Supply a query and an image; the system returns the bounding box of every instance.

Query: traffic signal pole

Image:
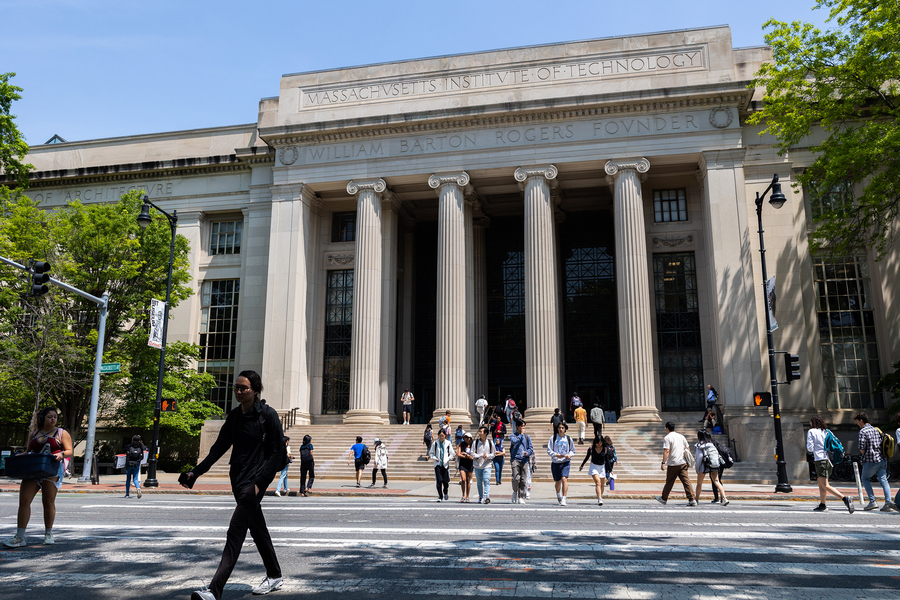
[0,255,109,482]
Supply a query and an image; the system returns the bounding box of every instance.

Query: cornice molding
[347,178,387,195]
[260,90,752,147]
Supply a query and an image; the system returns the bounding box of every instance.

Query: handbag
[682,435,695,468]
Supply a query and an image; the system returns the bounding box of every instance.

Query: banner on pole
[766,276,778,332]
[148,299,166,349]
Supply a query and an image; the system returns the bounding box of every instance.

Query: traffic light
[753,392,772,407]
[161,398,178,412]
[784,353,801,383]
[29,261,51,296]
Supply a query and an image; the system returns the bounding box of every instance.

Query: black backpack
[125,445,144,468]
[714,441,734,469]
[300,445,313,462]
[361,445,371,466]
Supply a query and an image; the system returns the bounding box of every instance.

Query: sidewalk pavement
[0,472,874,502]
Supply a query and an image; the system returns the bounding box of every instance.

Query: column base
[616,405,662,424]
[380,411,396,425]
[430,408,476,428]
[524,406,558,426]
[342,409,384,425]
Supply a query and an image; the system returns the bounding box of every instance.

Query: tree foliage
[749,0,900,259]
[875,361,900,417]
[0,190,220,445]
[0,72,33,189]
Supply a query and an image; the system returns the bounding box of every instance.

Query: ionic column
[515,165,561,423]
[344,178,386,424]
[605,158,661,423]
[380,196,400,424]
[473,205,490,401]
[429,171,473,425]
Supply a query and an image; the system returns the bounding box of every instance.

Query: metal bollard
[852,461,864,505]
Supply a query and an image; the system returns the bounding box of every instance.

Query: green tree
[0,72,32,189]
[748,0,900,259]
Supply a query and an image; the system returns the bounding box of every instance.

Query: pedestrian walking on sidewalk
[370,438,389,488]
[693,430,728,506]
[574,404,587,444]
[590,402,604,439]
[509,420,533,504]
[184,370,284,600]
[275,436,292,497]
[401,388,414,425]
[806,415,854,513]
[548,422,575,506]
[298,434,314,496]
[492,424,506,485]
[457,432,475,502]
[429,428,453,502]
[348,436,368,488]
[473,426,495,503]
[3,407,73,548]
[550,408,565,433]
[476,394,488,426]
[701,384,718,430]
[439,410,452,437]
[423,423,433,455]
[654,422,697,506]
[504,395,517,426]
[123,434,147,499]
[854,412,894,512]
[711,438,732,504]
[579,435,611,506]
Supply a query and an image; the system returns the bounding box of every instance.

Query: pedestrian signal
[784,353,801,383]
[161,398,178,412]
[30,261,51,296]
[753,392,772,407]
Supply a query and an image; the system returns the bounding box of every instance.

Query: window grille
[210,221,242,255]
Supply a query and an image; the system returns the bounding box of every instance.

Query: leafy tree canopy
[0,72,33,189]
[749,0,900,259]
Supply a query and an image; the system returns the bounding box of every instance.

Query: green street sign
[100,362,121,374]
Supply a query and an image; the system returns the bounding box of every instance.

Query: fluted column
[429,171,473,425]
[380,196,400,424]
[606,158,661,423]
[473,209,490,401]
[515,165,562,423]
[344,178,386,424]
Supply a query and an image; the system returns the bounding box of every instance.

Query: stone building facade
[20,26,899,478]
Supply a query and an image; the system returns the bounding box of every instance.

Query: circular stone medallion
[709,107,734,129]
[280,146,299,165]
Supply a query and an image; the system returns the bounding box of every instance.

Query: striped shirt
[858,424,884,463]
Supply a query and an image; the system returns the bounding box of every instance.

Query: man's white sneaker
[136,487,142,499]
[864,500,878,511]
[43,532,54,545]
[191,587,216,600]
[525,492,531,499]
[3,535,25,548]
[251,576,283,595]
[560,498,567,506]
[597,498,603,506]
[274,489,281,497]
[517,497,526,505]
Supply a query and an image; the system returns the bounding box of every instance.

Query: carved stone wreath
[327,254,354,266]
[652,235,693,248]
[280,146,299,165]
[709,107,733,129]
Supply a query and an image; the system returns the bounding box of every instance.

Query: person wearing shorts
[579,435,610,506]
[806,415,854,513]
[547,422,575,506]
[401,389,414,425]
[348,436,367,488]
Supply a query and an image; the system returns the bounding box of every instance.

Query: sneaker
[275,490,282,497]
[484,498,490,505]
[43,531,54,545]
[881,503,895,512]
[813,503,828,512]
[136,488,142,499]
[844,496,855,514]
[864,500,878,511]
[191,587,216,600]
[368,484,375,488]
[560,498,567,506]
[721,498,730,507]
[477,498,483,504]
[511,493,517,504]
[123,495,131,498]
[517,497,526,505]
[654,496,666,505]
[525,492,531,499]
[356,483,360,488]
[688,500,698,507]
[3,535,25,548]
[598,498,603,506]
[710,499,720,504]
[436,498,442,503]
[251,576,283,595]
[383,484,388,488]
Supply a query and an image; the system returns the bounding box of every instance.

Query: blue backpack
[824,430,844,464]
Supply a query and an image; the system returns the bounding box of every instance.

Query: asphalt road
[1,493,899,599]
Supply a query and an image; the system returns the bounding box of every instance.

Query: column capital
[428,171,470,194]
[176,211,206,227]
[514,164,558,183]
[347,178,387,195]
[605,157,650,177]
[269,183,322,208]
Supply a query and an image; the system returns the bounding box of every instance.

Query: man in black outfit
[183,370,284,599]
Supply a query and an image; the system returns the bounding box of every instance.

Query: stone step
[200,422,746,482]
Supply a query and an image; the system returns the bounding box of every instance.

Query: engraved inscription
[301,47,706,108]
[28,181,175,204]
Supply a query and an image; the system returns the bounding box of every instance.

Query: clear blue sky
[3,0,832,145]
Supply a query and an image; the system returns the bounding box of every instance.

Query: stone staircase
[199,421,779,484]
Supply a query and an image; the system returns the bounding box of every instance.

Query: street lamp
[755,174,792,494]
[137,195,177,488]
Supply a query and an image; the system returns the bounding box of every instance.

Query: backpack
[508,399,516,408]
[714,441,734,469]
[256,400,289,471]
[361,445,371,466]
[125,445,144,468]
[512,409,522,423]
[824,430,844,464]
[571,396,582,408]
[876,428,895,459]
[299,445,313,462]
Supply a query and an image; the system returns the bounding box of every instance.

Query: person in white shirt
[806,414,854,513]
[547,422,576,506]
[400,389,414,425]
[475,394,488,426]
[654,422,697,506]
[428,429,453,502]
[472,426,495,503]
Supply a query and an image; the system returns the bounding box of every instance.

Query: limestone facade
[17,26,899,479]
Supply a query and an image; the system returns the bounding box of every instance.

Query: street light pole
[137,195,177,488]
[754,174,793,494]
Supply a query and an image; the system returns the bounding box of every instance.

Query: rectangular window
[809,181,853,222]
[210,220,242,255]
[198,279,240,411]
[322,269,353,413]
[653,189,688,223]
[813,255,883,410]
[653,253,704,411]
[331,212,356,243]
